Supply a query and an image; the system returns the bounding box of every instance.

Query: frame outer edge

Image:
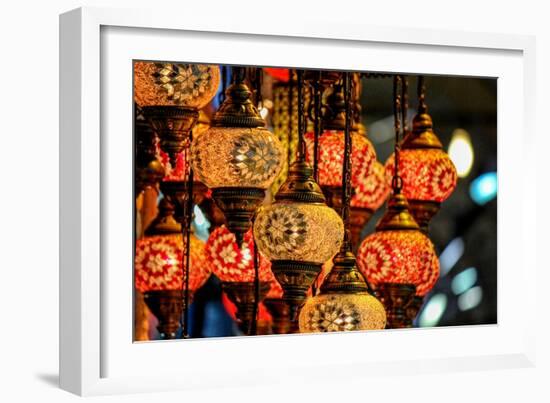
[59,7,83,396]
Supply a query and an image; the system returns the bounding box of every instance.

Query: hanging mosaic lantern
[134,198,210,339]
[205,225,276,333]
[298,72,386,334]
[191,69,285,245]
[254,70,344,328]
[384,76,458,233]
[135,62,220,166]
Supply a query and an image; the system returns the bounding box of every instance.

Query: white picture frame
[59,6,537,396]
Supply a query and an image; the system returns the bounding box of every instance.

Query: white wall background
[0,1,548,402]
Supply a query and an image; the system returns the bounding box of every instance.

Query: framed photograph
[60,6,536,396]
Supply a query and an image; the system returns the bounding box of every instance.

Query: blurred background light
[193,205,211,241]
[259,106,269,119]
[469,172,497,205]
[368,115,394,144]
[418,293,448,327]
[457,286,483,311]
[451,267,478,295]
[448,129,474,178]
[439,237,465,276]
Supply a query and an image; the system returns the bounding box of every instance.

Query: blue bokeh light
[469,172,497,205]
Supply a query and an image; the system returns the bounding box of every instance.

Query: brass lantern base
[160,180,208,222]
[408,200,441,234]
[143,290,182,340]
[222,281,270,335]
[349,206,374,250]
[373,283,417,329]
[263,298,291,335]
[270,260,323,326]
[212,187,265,245]
[142,105,199,166]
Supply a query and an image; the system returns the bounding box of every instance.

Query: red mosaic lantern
[205,226,276,334]
[205,226,274,283]
[135,233,210,293]
[304,130,376,190]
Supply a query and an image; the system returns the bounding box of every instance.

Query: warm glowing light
[418,293,447,327]
[134,62,220,109]
[134,234,210,292]
[299,293,386,332]
[304,130,377,189]
[351,161,390,210]
[205,226,274,283]
[191,127,285,189]
[385,149,458,202]
[357,230,440,297]
[448,129,474,178]
[469,172,497,205]
[254,203,344,264]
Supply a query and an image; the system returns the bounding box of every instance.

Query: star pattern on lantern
[357,230,440,296]
[257,206,307,256]
[231,134,283,183]
[307,297,361,332]
[191,127,285,189]
[134,62,220,109]
[304,130,377,188]
[205,226,275,283]
[135,234,210,293]
[153,63,217,104]
[351,161,391,210]
[385,149,458,202]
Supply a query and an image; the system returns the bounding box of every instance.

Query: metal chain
[312,71,322,181]
[250,223,260,336]
[392,75,404,193]
[287,77,294,170]
[401,75,409,134]
[418,75,428,114]
[341,72,353,251]
[181,129,194,339]
[296,69,306,161]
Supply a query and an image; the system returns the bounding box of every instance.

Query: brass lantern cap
[275,159,326,204]
[376,193,420,231]
[401,112,443,150]
[211,82,266,128]
[320,249,369,294]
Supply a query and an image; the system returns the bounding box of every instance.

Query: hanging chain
[352,73,362,133]
[248,70,263,337]
[341,71,353,252]
[296,69,306,161]
[418,75,427,114]
[392,75,404,194]
[401,75,409,134]
[287,75,295,169]
[313,70,322,181]
[249,226,260,336]
[181,131,194,339]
